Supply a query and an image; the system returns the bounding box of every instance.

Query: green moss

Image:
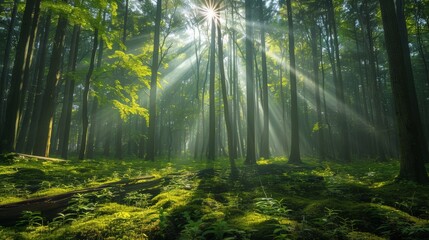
[347,231,386,240]
[152,189,192,210]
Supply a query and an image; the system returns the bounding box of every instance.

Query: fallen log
[16,153,67,162]
[0,175,161,226]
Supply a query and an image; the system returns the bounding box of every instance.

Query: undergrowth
[0,155,428,239]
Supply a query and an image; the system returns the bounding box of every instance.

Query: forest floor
[0,154,429,240]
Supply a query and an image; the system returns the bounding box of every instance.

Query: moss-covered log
[0,175,160,226]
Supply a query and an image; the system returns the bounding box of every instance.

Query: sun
[199,0,221,23]
[204,7,217,20]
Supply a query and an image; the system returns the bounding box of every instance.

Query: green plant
[179,212,204,240]
[65,193,97,217]
[316,208,357,238]
[17,211,44,228]
[272,223,294,240]
[124,191,152,208]
[254,198,291,217]
[202,220,245,240]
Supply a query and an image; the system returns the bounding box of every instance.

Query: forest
[0,0,429,239]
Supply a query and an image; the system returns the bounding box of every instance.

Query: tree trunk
[245,0,256,165]
[146,0,162,161]
[57,24,80,159]
[326,0,351,162]
[0,0,41,153]
[33,4,68,157]
[379,0,428,183]
[217,22,238,176]
[286,0,301,164]
[311,25,325,161]
[24,13,52,154]
[79,29,98,160]
[363,0,386,161]
[207,17,216,161]
[0,0,19,126]
[259,0,270,159]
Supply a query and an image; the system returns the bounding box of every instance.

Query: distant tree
[207,6,216,161]
[379,0,428,183]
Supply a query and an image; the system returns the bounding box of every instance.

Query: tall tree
[245,0,256,165]
[259,0,270,159]
[33,0,68,157]
[24,13,52,154]
[326,0,351,162]
[0,0,19,124]
[207,8,216,161]
[0,0,41,153]
[217,19,238,176]
[146,0,162,161]
[57,24,80,159]
[79,28,99,160]
[286,0,301,164]
[379,0,428,183]
[311,25,325,161]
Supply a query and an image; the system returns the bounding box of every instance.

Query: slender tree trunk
[0,0,19,125]
[0,0,41,153]
[379,0,428,183]
[79,29,98,160]
[245,0,256,165]
[363,0,386,161]
[311,25,325,161]
[25,13,51,154]
[86,28,104,159]
[57,24,80,159]
[146,0,162,161]
[326,0,351,162]
[207,17,216,161]
[217,22,238,176]
[16,11,42,152]
[286,0,301,164]
[33,4,68,157]
[259,0,270,159]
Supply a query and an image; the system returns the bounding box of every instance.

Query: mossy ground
[1,155,429,239]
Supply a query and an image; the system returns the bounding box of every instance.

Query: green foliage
[17,211,44,228]
[254,198,291,217]
[124,192,152,208]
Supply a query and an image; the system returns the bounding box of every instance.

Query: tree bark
[379,0,428,183]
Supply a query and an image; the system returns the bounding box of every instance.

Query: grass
[1,155,429,239]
